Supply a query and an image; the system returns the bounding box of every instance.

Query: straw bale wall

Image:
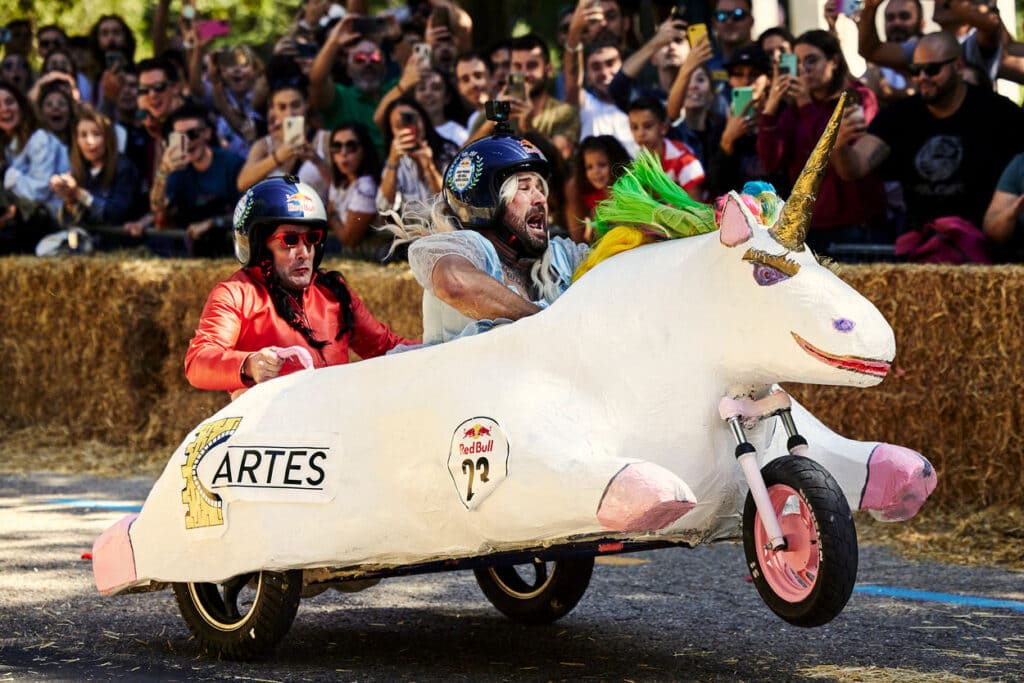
[1,258,1021,509]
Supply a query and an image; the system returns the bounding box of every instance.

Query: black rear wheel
[743,456,857,627]
[172,569,302,660]
[474,557,594,625]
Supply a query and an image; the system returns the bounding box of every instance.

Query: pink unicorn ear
[718,192,753,247]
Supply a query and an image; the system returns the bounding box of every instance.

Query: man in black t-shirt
[833,31,1024,233]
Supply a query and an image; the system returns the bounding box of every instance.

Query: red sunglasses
[351,51,382,65]
[267,230,325,248]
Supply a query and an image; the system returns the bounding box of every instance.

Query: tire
[473,556,594,625]
[172,570,302,660]
[743,456,858,627]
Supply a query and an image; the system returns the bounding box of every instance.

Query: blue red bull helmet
[442,124,550,229]
[232,175,328,268]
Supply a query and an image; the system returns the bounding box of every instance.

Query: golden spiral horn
[772,92,848,251]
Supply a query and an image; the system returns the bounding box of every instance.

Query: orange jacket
[185,269,414,394]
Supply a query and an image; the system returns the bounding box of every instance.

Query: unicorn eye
[752,262,791,286]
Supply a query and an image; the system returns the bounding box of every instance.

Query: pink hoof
[859,444,937,521]
[597,462,696,532]
[92,514,139,595]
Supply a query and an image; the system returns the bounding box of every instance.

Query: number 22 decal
[461,457,489,501]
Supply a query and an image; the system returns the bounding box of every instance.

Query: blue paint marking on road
[855,585,1024,613]
[46,498,143,512]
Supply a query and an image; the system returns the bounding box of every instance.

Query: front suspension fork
[719,390,808,551]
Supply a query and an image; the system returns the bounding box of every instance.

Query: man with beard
[395,103,589,345]
[858,0,924,106]
[858,0,1006,85]
[454,51,492,132]
[310,18,395,158]
[833,32,1024,237]
[469,35,578,157]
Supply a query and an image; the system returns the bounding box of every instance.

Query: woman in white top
[236,76,331,201]
[327,121,381,252]
[0,80,69,253]
[376,98,457,217]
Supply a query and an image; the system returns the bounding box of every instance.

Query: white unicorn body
[92,189,935,595]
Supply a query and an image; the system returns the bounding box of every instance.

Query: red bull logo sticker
[286,191,316,214]
[447,417,508,510]
[519,138,541,156]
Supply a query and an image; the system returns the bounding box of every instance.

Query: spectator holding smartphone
[187,41,267,160]
[151,103,244,257]
[607,15,689,112]
[703,43,772,197]
[238,75,332,202]
[758,29,887,259]
[376,98,455,215]
[310,17,396,159]
[563,2,637,157]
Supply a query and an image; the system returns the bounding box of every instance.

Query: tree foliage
[1,0,301,61]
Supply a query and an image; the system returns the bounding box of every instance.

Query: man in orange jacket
[185,175,415,397]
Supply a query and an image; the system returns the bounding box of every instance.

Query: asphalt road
[0,472,1022,682]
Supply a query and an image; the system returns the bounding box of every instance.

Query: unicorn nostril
[833,318,855,333]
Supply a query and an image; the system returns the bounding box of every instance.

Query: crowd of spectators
[3,0,1024,263]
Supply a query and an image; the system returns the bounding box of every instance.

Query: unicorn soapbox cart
[91,103,936,660]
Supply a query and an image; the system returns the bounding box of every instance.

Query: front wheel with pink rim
[742,456,858,627]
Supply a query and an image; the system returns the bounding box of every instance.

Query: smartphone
[197,19,231,42]
[399,111,417,128]
[836,0,863,18]
[731,86,753,116]
[779,52,797,76]
[350,16,385,36]
[105,50,126,71]
[168,131,188,155]
[431,5,450,29]
[506,71,526,101]
[687,23,708,47]
[284,115,304,145]
[413,42,432,66]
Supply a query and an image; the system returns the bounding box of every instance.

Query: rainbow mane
[573,150,782,281]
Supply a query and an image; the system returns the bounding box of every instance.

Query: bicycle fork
[718,390,808,551]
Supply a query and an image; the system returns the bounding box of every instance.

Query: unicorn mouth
[792,332,890,378]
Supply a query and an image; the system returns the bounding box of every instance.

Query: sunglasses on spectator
[138,81,170,96]
[351,51,382,65]
[885,11,914,21]
[267,230,325,248]
[39,39,64,49]
[907,57,955,77]
[175,126,205,141]
[715,8,749,22]
[331,139,361,153]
